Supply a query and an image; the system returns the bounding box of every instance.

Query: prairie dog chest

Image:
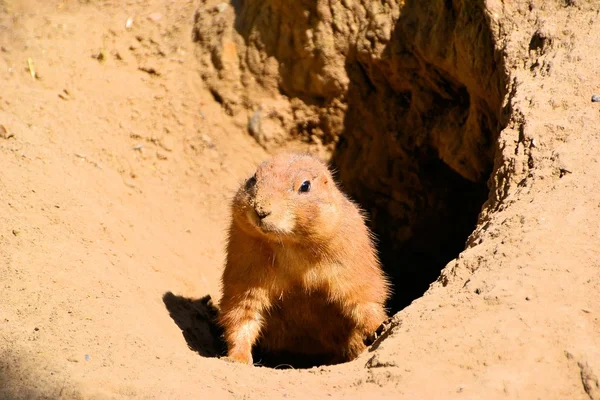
[270,246,334,296]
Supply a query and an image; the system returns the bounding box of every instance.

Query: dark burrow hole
[329,1,509,314]
[332,140,491,314]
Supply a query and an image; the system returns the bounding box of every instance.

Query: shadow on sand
[162,292,226,358]
[162,291,352,369]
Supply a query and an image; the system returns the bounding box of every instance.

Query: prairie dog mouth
[245,209,273,232]
[246,209,295,235]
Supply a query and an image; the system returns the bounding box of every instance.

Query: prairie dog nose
[255,207,271,220]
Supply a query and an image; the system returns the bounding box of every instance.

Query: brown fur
[218,152,391,366]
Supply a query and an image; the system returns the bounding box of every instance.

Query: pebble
[201,134,214,148]
[592,94,600,102]
[0,124,14,139]
[147,12,162,22]
[248,109,261,137]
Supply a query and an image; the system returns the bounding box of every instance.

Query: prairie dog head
[232,153,342,244]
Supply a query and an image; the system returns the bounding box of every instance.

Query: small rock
[84,354,91,362]
[592,94,600,102]
[248,108,262,138]
[201,134,215,148]
[365,354,398,368]
[156,151,167,160]
[559,168,572,178]
[147,12,162,22]
[125,17,134,29]
[0,124,14,139]
[91,50,106,62]
[215,2,228,12]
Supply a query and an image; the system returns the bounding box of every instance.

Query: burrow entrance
[331,1,509,313]
[191,0,510,368]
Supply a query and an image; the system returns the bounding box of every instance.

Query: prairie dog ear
[320,173,329,185]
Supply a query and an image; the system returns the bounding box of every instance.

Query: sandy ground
[1,0,600,399]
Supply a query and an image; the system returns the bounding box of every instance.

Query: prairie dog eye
[299,180,311,193]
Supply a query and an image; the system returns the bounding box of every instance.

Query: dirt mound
[1,0,600,399]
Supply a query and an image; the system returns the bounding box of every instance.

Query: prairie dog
[218,152,390,366]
